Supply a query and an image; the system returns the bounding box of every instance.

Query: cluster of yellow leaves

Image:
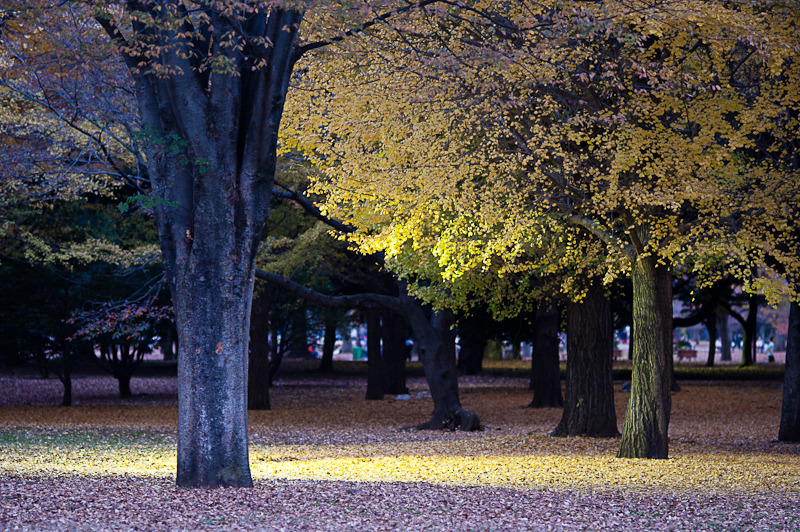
[282,0,800,310]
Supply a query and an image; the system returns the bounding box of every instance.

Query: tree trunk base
[415,409,481,431]
[528,395,565,408]
[550,423,619,438]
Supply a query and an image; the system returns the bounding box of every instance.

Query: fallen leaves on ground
[1,371,798,530]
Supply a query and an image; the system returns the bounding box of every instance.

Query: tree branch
[565,215,635,259]
[255,270,406,315]
[293,0,442,61]
[272,181,355,233]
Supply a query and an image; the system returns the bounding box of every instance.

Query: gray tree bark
[99,7,304,487]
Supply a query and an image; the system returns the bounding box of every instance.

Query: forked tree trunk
[401,292,479,430]
[779,301,800,441]
[248,288,271,410]
[108,6,303,487]
[529,303,564,408]
[737,293,759,367]
[552,284,617,437]
[366,308,384,400]
[617,256,673,459]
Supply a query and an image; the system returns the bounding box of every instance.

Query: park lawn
[1,374,798,530]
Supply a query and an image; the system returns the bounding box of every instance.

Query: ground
[0,362,798,531]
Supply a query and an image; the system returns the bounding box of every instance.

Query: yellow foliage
[282,0,800,309]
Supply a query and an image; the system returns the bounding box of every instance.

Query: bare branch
[255,269,405,314]
[294,0,442,60]
[272,181,355,233]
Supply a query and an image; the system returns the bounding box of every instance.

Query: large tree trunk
[248,288,271,410]
[117,6,302,488]
[552,284,617,437]
[171,234,256,488]
[400,291,479,430]
[529,303,564,408]
[617,256,673,459]
[382,310,409,395]
[366,308,384,400]
[779,301,800,441]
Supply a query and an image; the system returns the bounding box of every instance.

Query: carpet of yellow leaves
[0,375,797,497]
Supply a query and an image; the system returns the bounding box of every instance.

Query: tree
[2,0,454,488]
[284,1,800,459]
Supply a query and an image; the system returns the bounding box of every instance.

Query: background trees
[285,1,800,458]
[1,0,797,488]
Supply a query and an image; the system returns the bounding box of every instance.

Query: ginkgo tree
[0,0,459,488]
[284,0,800,458]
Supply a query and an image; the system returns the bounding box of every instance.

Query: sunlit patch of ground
[1,374,799,530]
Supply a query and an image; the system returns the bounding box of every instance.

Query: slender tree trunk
[529,303,564,408]
[552,284,617,437]
[628,324,635,361]
[319,315,337,373]
[719,313,731,362]
[382,310,409,395]
[779,301,800,441]
[617,256,672,459]
[705,316,717,367]
[268,324,282,386]
[248,288,271,410]
[366,308,384,400]
[400,291,479,430]
[457,327,486,375]
[59,343,73,407]
[289,306,309,358]
[740,294,758,367]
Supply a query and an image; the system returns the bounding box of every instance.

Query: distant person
[766,337,775,363]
